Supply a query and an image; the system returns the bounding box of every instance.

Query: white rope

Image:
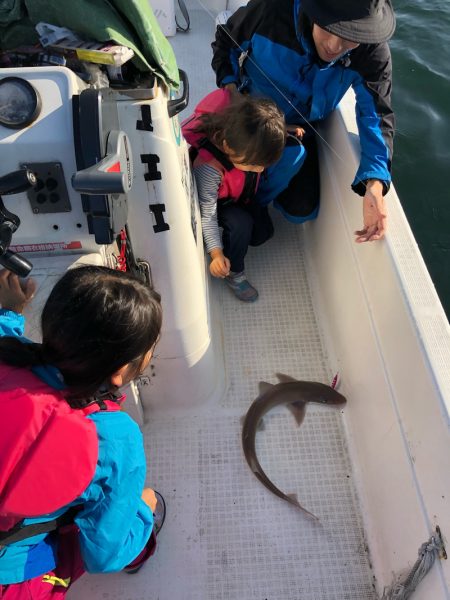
[382,527,447,600]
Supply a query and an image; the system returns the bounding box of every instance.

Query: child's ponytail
[0,338,45,368]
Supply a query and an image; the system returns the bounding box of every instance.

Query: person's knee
[274,200,319,224]
[274,190,320,218]
[255,144,306,207]
[273,154,320,219]
[247,205,273,246]
[221,206,254,243]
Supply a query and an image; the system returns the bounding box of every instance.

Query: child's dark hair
[0,266,162,404]
[196,94,286,166]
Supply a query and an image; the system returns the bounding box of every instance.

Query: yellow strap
[42,574,71,588]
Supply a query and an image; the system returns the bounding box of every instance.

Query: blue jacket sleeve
[211,0,263,88]
[0,308,25,338]
[350,42,395,195]
[74,411,154,573]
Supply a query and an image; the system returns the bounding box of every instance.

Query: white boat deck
[63,9,378,598]
[67,218,376,600]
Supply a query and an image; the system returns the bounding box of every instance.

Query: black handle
[0,169,36,276]
[0,169,36,195]
[167,70,189,118]
[0,250,33,278]
[0,222,15,254]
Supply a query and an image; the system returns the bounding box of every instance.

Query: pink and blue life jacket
[181,88,260,204]
[0,363,121,540]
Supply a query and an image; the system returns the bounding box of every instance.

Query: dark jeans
[217,202,274,273]
[274,133,320,219]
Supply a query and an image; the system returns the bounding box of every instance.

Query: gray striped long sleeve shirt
[193,163,223,253]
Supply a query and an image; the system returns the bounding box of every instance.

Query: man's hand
[0,270,36,314]
[209,248,231,278]
[355,179,387,243]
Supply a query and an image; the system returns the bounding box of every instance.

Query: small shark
[241,373,347,520]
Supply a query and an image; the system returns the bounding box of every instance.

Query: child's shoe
[152,491,166,535]
[225,271,258,302]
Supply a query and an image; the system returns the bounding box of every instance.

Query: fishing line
[189,0,373,194]
[172,1,391,571]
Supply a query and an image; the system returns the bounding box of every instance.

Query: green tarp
[0,0,180,88]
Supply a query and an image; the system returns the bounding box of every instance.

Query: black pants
[275,133,320,219]
[217,202,274,273]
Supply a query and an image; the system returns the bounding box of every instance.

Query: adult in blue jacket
[212,0,396,242]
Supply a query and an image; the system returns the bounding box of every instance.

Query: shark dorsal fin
[276,373,298,384]
[258,381,274,395]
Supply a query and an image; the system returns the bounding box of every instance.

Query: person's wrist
[209,248,224,259]
[365,179,385,194]
[2,304,25,314]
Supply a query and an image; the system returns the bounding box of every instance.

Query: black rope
[176,0,190,32]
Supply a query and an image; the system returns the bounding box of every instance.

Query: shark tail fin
[287,494,320,521]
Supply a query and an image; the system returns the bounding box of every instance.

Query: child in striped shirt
[182,90,286,302]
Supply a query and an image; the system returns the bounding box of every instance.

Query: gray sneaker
[153,491,166,536]
[225,271,258,302]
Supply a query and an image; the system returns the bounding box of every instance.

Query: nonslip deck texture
[67,8,377,599]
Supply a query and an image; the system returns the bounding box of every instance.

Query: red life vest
[181,89,260,204]
[0,363,122,534]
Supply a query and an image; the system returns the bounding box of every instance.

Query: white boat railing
[304,89,450,598]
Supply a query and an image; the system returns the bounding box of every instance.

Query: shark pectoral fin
[275,373,298,383]
[287,401,306,426]
[258,381,274,395]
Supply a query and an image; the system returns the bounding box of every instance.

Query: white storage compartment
[149,0,177,37]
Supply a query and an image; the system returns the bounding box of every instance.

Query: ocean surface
[390,0,450,318]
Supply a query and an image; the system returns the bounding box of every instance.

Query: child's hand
[141,487,158,513]
[0,269,36,314]
[287,125,305,139]
[209,249,230,278]
[223,82,240,97]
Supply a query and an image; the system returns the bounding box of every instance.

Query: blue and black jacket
[212,0,395,196]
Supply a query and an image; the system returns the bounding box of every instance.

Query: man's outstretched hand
[355,179,387,243]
